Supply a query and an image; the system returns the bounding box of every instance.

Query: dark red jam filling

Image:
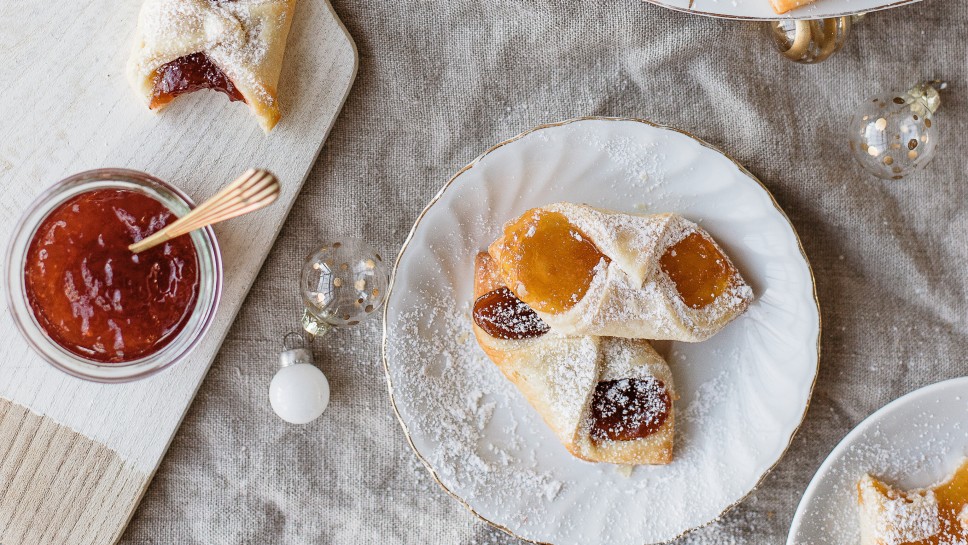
[24,188,200,363]
[590,377,671,442]
[473,287,549,340]
[150,52,245,109]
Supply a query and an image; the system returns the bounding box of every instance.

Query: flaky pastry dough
[473,253,676,465]
[489,203,753,342]
[127,0,297,132]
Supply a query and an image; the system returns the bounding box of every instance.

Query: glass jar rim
[5,168,223,383]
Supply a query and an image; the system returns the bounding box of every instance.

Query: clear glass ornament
[848,81,946,180]
[299,238,389,337]
[767,16,859,64]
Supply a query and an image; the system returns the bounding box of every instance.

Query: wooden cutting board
[0,2,356,543]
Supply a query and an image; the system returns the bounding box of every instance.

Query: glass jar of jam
[5,169,222,383]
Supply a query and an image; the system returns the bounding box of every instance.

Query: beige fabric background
[120,0,967,543]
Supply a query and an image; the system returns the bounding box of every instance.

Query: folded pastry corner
[488,203,752,342]
[858,460,968,545]
[127,0,297,132]
[472,252,676,465]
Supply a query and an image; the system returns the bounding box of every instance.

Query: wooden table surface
[0,2,357,543]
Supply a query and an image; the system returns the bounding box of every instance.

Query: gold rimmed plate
[787,377,968,545]
[382,117,820,544]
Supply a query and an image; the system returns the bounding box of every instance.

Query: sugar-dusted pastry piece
[769,0,818,14]
[472,253,676,465]
[857,459,968,545]
[127,0,297,132]
[488,203,753,342]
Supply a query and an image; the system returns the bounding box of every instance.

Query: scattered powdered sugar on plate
[579,133,672,205]
[789,379,968,545]
[582,134,665,182]
[386,276,763,538]
[384,118,819,545]
[680,364,733,424]
[387,292,566,506]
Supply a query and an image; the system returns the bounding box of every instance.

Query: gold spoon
[129,168,280,254]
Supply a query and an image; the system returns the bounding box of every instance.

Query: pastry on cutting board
[857,459,968,545]
[488,203,753,342]
[472,252,676,465]
[126,0,297,132]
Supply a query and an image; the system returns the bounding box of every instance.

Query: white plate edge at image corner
[786,376,968,545]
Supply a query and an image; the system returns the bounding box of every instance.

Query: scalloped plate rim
[383,116,821,545]
[786,376,968,545]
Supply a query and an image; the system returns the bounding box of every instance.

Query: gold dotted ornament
[848,81,945,180]
[300,239,389,336]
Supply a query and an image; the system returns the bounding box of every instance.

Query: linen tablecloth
[119,0,967,542]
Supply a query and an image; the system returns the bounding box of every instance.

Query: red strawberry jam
[24,188,199,363]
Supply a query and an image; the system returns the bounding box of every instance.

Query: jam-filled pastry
[769,0,818,14]
[126,0,297,132]
[858,460,968,545]
[473,253,676,465]
[488,203,753,342]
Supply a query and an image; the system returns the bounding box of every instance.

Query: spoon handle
[129,169,280,254]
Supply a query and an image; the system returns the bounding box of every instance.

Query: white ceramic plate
[787,377,968,545]
[645,0,920,21]
[383,118,820,545]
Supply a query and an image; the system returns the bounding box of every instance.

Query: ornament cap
[279,347,313,368]
[280,330,315,367]
[908,81,947,115]
[301,308,334,338]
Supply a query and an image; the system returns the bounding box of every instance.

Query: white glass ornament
[269,239,387,424]
[300,239,389,337]
[269,333,330,424]
[848,81,946,180]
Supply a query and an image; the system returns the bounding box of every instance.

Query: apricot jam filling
[590,377,671,442]
[496,210,609,314]
[150,53,245,109]
[889,460,968,545]
[659,232,737,309]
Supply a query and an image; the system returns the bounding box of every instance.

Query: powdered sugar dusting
[388,294,565,505]
[531,204,754,342]
[791,385,968,545]
[133,0,288,104]
[589,377,669,441]
[581,133,669,203]
[386,276,764,542]
[385,118,819,544]
[859,476,941,545]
